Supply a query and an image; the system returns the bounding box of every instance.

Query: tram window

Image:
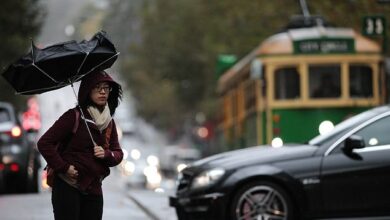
[223,96,231,126]
[244,80,256,112]
[349,65,373,98]
[231,90,238,121]
[274,67,300,100]
[309,65,341,98]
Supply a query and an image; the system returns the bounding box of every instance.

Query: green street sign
[216,54,237,78]
[362,15,386,36]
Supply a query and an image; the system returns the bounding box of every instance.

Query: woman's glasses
[93,85,112,93]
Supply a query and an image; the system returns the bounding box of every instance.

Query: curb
[128,193,160,220]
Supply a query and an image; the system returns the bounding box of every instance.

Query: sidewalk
[102,171,152,220]
[110,168,178,220]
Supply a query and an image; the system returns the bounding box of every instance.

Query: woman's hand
[66,165,78,183]
[94,145,105,159]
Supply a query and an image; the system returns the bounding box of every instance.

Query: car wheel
[230,181,294,220]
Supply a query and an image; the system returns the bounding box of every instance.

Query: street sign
[362,15,386,36]
[216,54,237,78]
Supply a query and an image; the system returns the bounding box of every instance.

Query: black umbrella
[2,31,118,95]
[1,31,119,146]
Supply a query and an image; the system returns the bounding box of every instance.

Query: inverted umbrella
[1,31,119,145]
[2,31,118,95]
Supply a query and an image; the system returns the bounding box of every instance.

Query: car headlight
[191,168,225,189]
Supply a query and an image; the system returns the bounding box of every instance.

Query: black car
[0,102,40,193]
[170,105,390,220]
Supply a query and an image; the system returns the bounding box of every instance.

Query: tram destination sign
[293,38,355,54]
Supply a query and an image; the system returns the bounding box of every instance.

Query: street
[0,170,177,220]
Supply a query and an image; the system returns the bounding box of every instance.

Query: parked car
[160,145,201,177]
[170,105,390,219]
[0,102,40,193]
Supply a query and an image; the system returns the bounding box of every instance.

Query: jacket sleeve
[103,120,123,167]
[37,109,75,173]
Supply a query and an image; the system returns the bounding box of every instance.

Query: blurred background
[3,0,390,157]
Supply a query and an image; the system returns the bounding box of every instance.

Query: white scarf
[87,104,112,131]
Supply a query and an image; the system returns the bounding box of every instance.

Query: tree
[0,0,45,108]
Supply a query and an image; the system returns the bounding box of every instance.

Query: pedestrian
[37,70,124,220]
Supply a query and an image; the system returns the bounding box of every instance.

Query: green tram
[216,24,385,151]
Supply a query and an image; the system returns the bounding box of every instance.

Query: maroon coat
[38,109,123,195]
[38,71,123,195]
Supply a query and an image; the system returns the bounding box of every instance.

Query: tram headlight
[271,137,283,148]
[369,138,378,146]
[319,120,334,135]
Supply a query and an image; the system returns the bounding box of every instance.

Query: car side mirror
[343,135,365,153]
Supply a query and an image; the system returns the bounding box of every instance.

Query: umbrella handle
[78,106,97,147]
[70,82,97,147]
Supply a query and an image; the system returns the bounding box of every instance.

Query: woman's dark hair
[107,82,122,115]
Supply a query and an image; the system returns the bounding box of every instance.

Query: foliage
[0,0,45,109]
[309,0,390,52]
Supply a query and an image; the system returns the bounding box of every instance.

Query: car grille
[177,170,193,193]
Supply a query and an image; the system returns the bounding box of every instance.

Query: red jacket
[38,108,123,195]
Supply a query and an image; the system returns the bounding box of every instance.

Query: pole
[299,0,311,18]
[70,82,97,147]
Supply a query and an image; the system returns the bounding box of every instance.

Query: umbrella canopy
[2,31,119,95]
[2,31,119,146]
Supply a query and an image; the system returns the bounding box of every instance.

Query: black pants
[52,176,103,220]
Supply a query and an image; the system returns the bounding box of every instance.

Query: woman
[38,70,124,220]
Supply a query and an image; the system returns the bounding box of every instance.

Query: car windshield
[0,108,11,123]
[308,106,389,146]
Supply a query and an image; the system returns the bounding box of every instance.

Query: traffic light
[22,97,41,131]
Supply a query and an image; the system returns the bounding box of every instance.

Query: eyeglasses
[93,85,112,93]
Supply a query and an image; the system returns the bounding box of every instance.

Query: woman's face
[90,82,111,107]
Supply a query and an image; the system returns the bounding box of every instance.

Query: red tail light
[0,164,4,171]
[10,163,20,172]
